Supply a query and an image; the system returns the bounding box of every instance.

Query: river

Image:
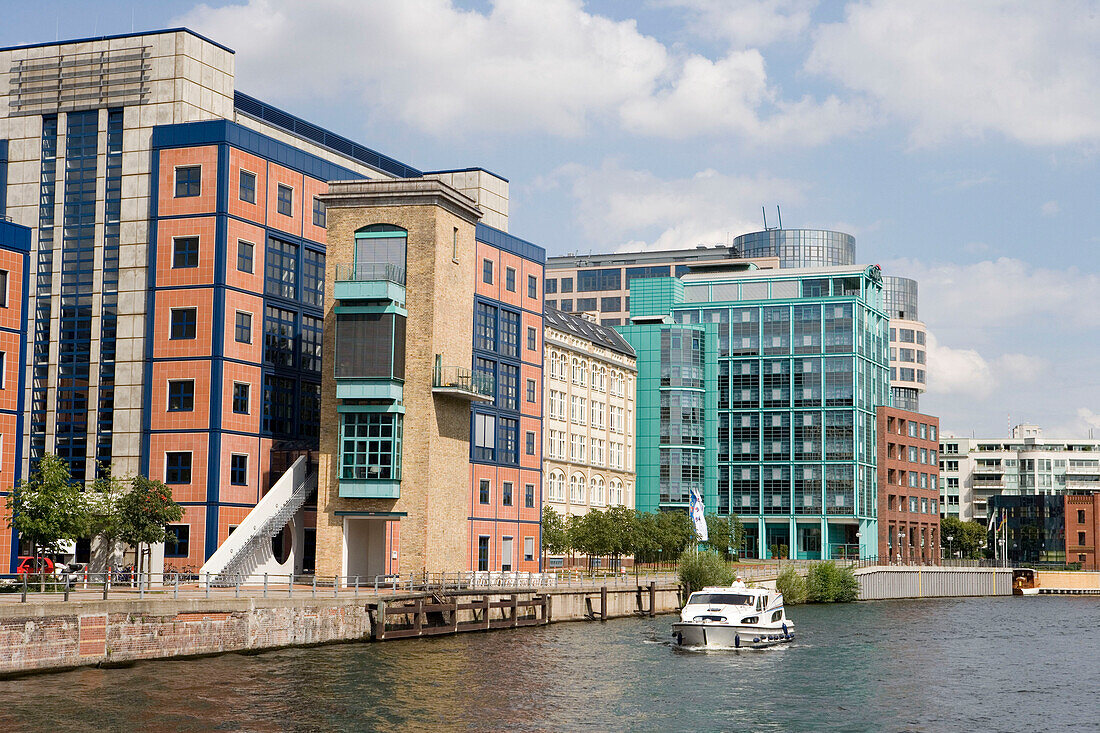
[1,596,1097,732]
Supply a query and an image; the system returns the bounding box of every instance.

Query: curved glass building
[733,229,855,268]
[882,276,926,411]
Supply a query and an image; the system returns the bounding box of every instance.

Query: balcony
[334,262,406,302]
[972,479,1005,488]
[432,365,494,402]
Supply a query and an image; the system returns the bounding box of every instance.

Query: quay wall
[1035,571,1100,592]
[0,583,682,677]
[855,567,1012,600]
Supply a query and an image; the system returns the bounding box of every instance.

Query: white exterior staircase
[199,455,316,586]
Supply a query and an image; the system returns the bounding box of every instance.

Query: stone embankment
[0,581,682,677]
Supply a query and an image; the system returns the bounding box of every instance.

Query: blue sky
[4,0,1099,438]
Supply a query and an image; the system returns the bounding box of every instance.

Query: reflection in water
[0,596,1097,732]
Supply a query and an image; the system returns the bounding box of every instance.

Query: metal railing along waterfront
[334,262,406,285]
[0,569,680,605]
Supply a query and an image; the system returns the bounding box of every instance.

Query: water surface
[1,596,1096,732]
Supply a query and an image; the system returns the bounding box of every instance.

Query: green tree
[541,505,569,565]
[656,510,694,561]
[117,475,183,579]
[632,512,661,565]
[678,549,735,595]
[703,514,732,559]
[941,516,987,559]
[776,566,807,604]
[805,561,859,602]
[87,465,127,570]
[6,455,88,577]
[605,505,637,569]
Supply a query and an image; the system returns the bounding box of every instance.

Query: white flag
[690,488,708,542]
[987,510,996,533]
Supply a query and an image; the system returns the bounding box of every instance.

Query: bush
[805,561,859,603]
[775,567,807,604]
[779,544,789,559]
[769,544,779,559]
[678,550,735,595]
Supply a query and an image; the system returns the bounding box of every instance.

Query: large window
[301,314,323,373]
[264,306,297,367]
[474,413,495,461]
[165,452,192,484]
[265,238,298,300]
[577,268,621,291]
[302,249,325,307]
[500,310,519,358]
[475,302,497,351]
[167,380,194,412]
[263,375,296,437]
[354,225,407,275]
[170,308,197,340]
[175,166,200,197]
[341,412,402,480]
[172,237,199,268]
[334,312,406,379]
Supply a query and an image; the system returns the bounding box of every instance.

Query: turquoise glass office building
[619,264,890,560]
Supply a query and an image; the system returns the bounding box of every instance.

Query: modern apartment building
[940,424,1100,522]
[0,219,30,568]
[0,28,513,572]
[618,263,890,560]
[543,307,637,522]
[882,276,927,411]
[545,246,778,326]
[876,407,940,563]
[314,178,544,579]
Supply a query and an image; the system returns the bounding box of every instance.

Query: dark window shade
[335,312,406,379]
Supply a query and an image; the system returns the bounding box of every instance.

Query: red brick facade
[1065,494,1100,570]
[877,407,940,564]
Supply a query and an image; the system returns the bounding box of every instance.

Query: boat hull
[671,621,794,649]
[1013,587,1039,596]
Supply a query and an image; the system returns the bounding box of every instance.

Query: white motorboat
[671,582,794,649]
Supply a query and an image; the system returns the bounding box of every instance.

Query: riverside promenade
[0,572,682,677]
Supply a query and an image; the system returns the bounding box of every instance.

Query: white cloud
[886,257,1100,330]
[1041,200,1060,217]
[654,0,817,48]
[806,1,1100,146]
[555,159,805,250]
[925,334,1044,400]
[179,0,862,143]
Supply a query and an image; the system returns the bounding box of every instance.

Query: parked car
[16,556,55,575]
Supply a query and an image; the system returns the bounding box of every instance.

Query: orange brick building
[877,406,940,563]
[0,219,30,567]
[1065,493,1100,570]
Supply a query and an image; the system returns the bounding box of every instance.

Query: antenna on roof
[761,206,768,230]
[777,205,782,229]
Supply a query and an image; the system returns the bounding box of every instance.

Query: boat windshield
[688,593,754,606]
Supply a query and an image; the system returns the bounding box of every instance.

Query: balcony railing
[335,262,406,285]
[432,365,494,401]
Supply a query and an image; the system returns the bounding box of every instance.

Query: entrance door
[501,536,513,571]
[344,519,387,580]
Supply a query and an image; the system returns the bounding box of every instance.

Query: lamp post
[855,530,862,563]
[946,534,953,563]
[898,531,906,565]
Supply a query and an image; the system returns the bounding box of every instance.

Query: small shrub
[678,550,735,596]
[805,561,859,603]
[769,544,779,559]
[776,567,807,604]
[779,544,789,559]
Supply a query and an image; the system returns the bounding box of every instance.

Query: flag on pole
[690,488,708,542]
[987,510,996,533]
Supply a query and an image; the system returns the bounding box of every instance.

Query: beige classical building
[543,308,637,524]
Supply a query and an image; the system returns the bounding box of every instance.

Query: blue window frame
[478,535,489,570]
[239,170,256,204]
[235,311,252,343]
[170,308,197,340]
[172,237,199,268]
[498,363,519,410]
[500,310,519,358]
[525,483,535,508]
[312,196,326,227]
[263,375,296,437]
[277,183,293,216]
[165,452,192,484]
[474,413,495,462]
[167,380,194,412]
[264,305,296,367]
[506,267,516,292]
[165,525,190,557]
[479,479,490,505]
[475,302,497,351]
[482,259,493,284]
[302,249,325,307]
[232,382,250,414]
[175,166,201,197]
[265,238,298,300]
[526,431,535,455]
[301,314,323,372]
[528,274,537,299]
[498,417,518,465]
[237,240,254,273]
[527,326,536,351]
[230,454,248,486]
[503,481,513,506]
[526,378,536,403]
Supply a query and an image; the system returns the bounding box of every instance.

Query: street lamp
[897,531,906,565]
[855,530,862,563]
[946,534,953,563]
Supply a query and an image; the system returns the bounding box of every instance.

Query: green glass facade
[619,266,889,559]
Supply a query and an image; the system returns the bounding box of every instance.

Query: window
[525,483,535,509]
[265,238,298,299]
[560,277,573,293]
[264,306,297,367]
[232,382,250,414]
[474,413,496,461]
[1079,510,1087,524]
[475,302,497,351]
[601,297,621,312]
[452,227,459,261]
[172,237,199,268]
[1079,531,1087,546]
[239,170,256,203]
[165,452,192,484]
[341,412,403,480]
[527,327,537,351]
[277,184,293,216]
[570,474,585,503]
[526,431,536,455]
[230,454,248,486]
[506,267,516,292]
[167,380,194,412]
[170,308,197,340]
[577,298,597,311]
[478,536,490,571]
[500,311,519,358]
[312,197,326,227]
[524,536,535,562]
[0,270,7,307]
[302,249,325,307]
[165,525,190,557]
[300,314,323,373]
[526,378,536,403]
[175,165,200,197]
[528,274,537,299]
[480,479,490,505]
[503,481,513,506]
[483,259,494,284]
[237,240,254,273]
[560,299,573,312]
[235,311,252,343]
[0,352,4,388]
[545,278,557,294]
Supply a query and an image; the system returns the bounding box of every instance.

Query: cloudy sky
[4,1,1099,438]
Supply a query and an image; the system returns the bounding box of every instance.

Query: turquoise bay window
[339,411,403,498]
